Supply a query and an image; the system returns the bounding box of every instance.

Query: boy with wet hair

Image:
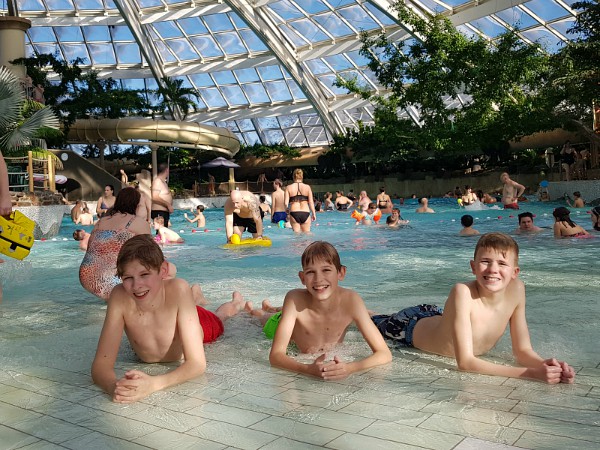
[515,212,542,233]
[372,232,575,384]
[459,214,479,236]
[184,204,206,227]
[92,235,246,403]
[266,241,392,380]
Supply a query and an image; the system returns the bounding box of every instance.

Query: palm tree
[0,66,61,167]
[155,77,199,120]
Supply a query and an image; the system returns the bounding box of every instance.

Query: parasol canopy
[201,157,240,191]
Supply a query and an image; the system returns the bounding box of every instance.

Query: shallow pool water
[1,197,598,449]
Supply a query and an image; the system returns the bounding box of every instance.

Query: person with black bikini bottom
[284,168,316,233]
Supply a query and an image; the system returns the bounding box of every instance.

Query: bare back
[272,188,286,213]
[413,279,524,357]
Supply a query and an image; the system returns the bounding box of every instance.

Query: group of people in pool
[91,233,575,403]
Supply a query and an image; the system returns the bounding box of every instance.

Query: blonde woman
[284,168,316,233]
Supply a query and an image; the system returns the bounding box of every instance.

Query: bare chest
[291,313,351,353]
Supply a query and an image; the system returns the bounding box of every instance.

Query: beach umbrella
[201,157,240,191]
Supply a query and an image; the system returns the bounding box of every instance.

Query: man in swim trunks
[151,163,174,225]
[92,235,248,403]
[372,232,575,384]
[500,172,525,210]
[224,189,263,243]
[271,179,287,224]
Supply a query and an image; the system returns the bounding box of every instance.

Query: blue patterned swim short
[371,304,443,347]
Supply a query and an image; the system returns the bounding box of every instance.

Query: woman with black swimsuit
[284,168,316,233]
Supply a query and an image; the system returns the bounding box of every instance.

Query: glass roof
[3,0,582,147]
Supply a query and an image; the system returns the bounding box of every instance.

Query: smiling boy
[268,241,392,380]
[372,232,575,383]
[91,235,245,403]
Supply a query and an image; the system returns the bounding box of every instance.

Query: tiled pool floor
[1,305,598,450]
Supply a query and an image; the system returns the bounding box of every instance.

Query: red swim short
[503,203,519,210]
[196,306,224,343]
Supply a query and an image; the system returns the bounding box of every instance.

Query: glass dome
[2,0,581,146]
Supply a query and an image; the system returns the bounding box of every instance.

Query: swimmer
[515,212,542,234]
[376,187,393,213]
[153,215,184,244]
[224,190,263,243]
[591,206,600,231]
[92,235,247,403]
[355,202,380,225]
[284,168,316,234]
[334,191,353,211]
[259,194,271,219]
[357,191,371,211]
[96,184,116,218]
[566,191,585,208]
[372,233,575,384]
[416,197,434,213]
[461,186,478,206]
[500,172,525,210]
[271,179,288,224]
[75,206,94,226]
[73,229,91,251]
[323,192,335,211]
[552,207,589,238]
[264,241,391,380]
[386,208,409,227]
[184,204,206,228]
[459,214,479,236]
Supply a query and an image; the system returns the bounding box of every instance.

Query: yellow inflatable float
[224,235,272,249]
[0,210,35,260]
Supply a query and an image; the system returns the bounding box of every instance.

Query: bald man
[224,190,263,243]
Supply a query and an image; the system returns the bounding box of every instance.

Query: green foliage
[236,143,301,159]
[156,77,199,120]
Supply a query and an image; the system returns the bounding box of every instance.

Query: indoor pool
[0,198,598,449]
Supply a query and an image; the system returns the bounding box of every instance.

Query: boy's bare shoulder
[164,277,192,300]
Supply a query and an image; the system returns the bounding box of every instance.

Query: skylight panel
[242,82,270,103]
[230,13,249,30]
[213,71,236,85]
[239,30,268,52]
[179,18,209,36]
[548,18,577,38]
[189,73,215,88]
[19,0,46,11]
[520,27,563,51]
[285,128,307,146]
[289,19,330,43]
[258,117,281,130]
[83,26,111,42]
[346,50,370,67]
[258,66,284,82]
[78,0,105,10]
[323,54,353,71]
[524,0,569,22]
[221,86,249,106]
[338,6,379,31]
[135,0,163,8]
[301,0,329,15]
[165,39,199,61]
[114,43,141,64]
[61,44,89,62]
[468,16,508,38]
[121,79,146,90]
[28,27,56,43]
[242,131,260,145]
[234,68,260,83]
[264,80,292,102]
[204,14,235,33]
[154,41,177,63]
[279,115,301,128]
[313,13,353,38]
[45,0,75,11]
[88,44,116,65]
[264,129,285,144]
[317,74,348,95]
[214,32,247,56]
[30,44,60,57]
[237,120,254,132]
[153,22,183,39]
[190,36,223,58]
[413,0,450,14]
[55,27,84,42]
[201,88,227,108]
[305,59,333,75]
[306,126,328,145]
[277,24,309,47]
[111,26,135,41]
[268,1,305,21]
[495,6,538,29]
[288,82,306,101]
[363,3,396,26]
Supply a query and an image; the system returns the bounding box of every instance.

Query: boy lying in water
[92,234,246,403]
[248,241,391,380]
[372,232,575,384]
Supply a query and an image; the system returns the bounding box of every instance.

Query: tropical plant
[155,77,200,120]
[236,143,301,159]
[0,66,61,166]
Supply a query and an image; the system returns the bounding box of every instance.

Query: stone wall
[10,190,69,239]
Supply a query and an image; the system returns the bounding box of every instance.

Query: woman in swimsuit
[284,168,316,233]
[335,191,353,211]
[358,191,371,211]
[376,187,393,214]
[552,207,589,238]
[323,192,335,211]
[96,184,116,218]
[80,187,151,300]
[591,206,600,231]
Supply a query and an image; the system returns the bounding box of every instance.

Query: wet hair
[386,215,394,224]
[82,206,90,213]
[392,207,400,213]
[368,202,377,210]
[379,186,385,193]
[553,207,577,227]
[157,163,169,175]
[301,241,343,271]
[109,187,140,216]
[518,212,534,223]
[273,179,283,188]
[573,191,581,198]
[196,204,205,212]
[460,214,474,227]
[72,229,85,241]
[293,168,303,181]
[117,235,165,277]
[474,232,519,264]
[259,195,266,203]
